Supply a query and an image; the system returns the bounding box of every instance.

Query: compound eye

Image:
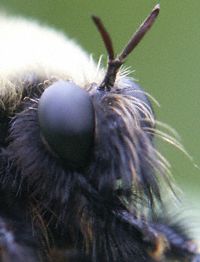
[122,79,155,133]
[123,79,152,110]
[38,80,95,169]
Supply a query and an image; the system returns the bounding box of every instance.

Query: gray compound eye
[119,79,152,112]
[121,79,155,134]
[38,80,95,169]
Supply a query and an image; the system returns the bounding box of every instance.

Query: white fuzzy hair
[0,14,105,89]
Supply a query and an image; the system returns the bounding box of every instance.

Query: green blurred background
[1,0,199,232]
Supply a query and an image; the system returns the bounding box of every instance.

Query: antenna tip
[91,15,99,24]
[153,3,160,12]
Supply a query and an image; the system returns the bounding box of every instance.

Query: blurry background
[1,0,200,235]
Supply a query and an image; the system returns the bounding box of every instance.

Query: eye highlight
[38,80,95,169]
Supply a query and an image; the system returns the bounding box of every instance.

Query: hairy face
[0,76,164,221]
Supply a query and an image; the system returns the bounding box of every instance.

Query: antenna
[92,4,160,91]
